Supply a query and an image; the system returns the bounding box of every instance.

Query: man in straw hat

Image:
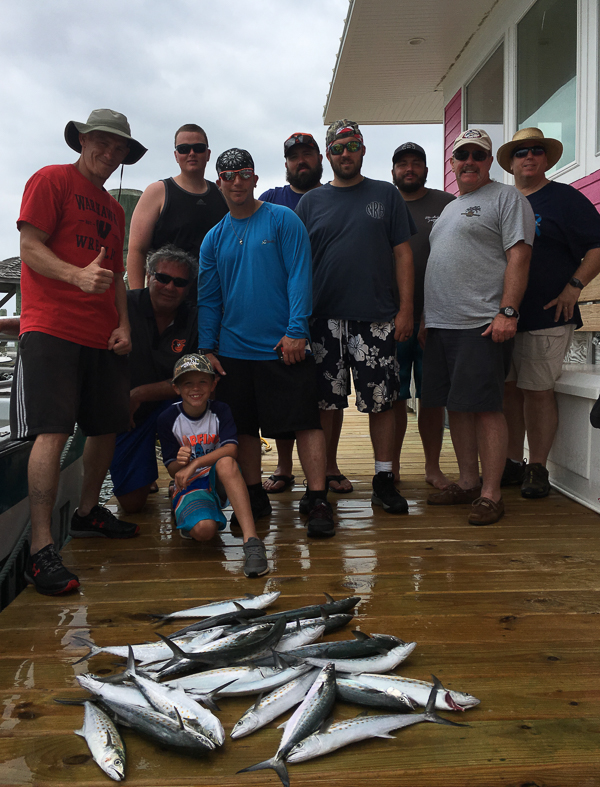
[423,129,535,525]
[11,109,147,596]
[497,128,600,499]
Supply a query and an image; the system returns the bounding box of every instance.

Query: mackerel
[149,589,280,621]
[238,662,337,787]
[76,673,151,709]
[177,659,314,697]
[347,673,481,711]
[75,701,126,781]
[231,669,319,739]
[304,642,417,673]
[336,676,415,712]
[287,630,402,660]
[287,676,466,764]
[252,594,359,626]
[168,605,266,637]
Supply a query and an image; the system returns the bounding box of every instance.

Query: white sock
[375,461,392,474]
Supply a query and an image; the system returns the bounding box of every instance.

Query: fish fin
[320,609,330,620]
[251,693,264,711]
[233,601,245,610]
[276,720,287,729]
[295,618,301,631]
[173,706,185,731]
[126,645,137,676]
[105,728,114,747]
[74,728,85,738]
[375,732,396,739]
[237,755,289,786]
[319,715,335,732]
[323,593,335,604]
[355,710,370,718]
[424,675,469,727]
[54,698,90,705]
[351,630,370,641]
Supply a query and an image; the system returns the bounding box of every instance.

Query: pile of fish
[65,588,480,784]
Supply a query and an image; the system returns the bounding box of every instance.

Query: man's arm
[393,241,414,342]
[128,380,175,428]
[126,182,165,289]
[107,272,132,355]
[544,247,600,322]
[19,222,113,293]
[482,240,531,343]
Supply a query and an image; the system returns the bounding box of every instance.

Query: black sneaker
[243,537,269,577]
[521,463,550,499]
[371,471,409,514]
[298,491,310,515]
[306,499,336,538]
[501,458,526,487]
[24,544,80,595]
[70,505,140,539]
[230,486,272,528]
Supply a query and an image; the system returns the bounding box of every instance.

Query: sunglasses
[175,143,207,155]
[153,272,190,288]
[328,140,362,155]
[512,146,546,158]
[218,168,254,181]
[453,148,489,162]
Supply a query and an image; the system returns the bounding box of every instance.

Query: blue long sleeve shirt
[198,202,312,360]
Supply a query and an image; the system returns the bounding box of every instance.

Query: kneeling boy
[157,354,269,577]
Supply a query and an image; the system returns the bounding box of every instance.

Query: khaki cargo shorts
[506,325,575,391]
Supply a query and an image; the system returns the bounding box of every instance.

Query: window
[517,0,577,173]
[466,44,504,181]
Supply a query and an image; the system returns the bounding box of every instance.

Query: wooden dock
[1,404,599,786]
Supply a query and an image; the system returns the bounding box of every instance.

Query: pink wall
[572,168,600,210]
[444,90,462,195]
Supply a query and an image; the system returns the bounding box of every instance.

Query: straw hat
[497,128,563,173]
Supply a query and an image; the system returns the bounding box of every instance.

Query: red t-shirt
[18,164,126,349]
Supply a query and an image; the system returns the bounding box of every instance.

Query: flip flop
[263,474,295,493]
[326,474,354,493]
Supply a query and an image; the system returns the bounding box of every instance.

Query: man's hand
[108,325,131,355]
[274,336,306,365]
[482,314,517,343]
[206,352,225,376]
[75,248,114,294]
[394,311,413,342]
[544,283,580,322]
[417,318,427,350]
[128,389,142,430]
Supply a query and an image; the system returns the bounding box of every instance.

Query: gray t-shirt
[296,177,416,322]
[404,188,456,321]
[424,181,535,329]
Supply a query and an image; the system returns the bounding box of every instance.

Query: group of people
[11,107,600,598]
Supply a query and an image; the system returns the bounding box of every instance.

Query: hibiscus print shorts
[309,318,399,413]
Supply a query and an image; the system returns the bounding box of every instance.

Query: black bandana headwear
[216,148,254,175]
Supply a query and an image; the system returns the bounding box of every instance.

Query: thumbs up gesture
[76,247,114,294]
[176,434,193,466]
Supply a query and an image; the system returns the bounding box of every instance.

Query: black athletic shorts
[214,355,322,439]
[421,326,513,413]
[10,332,130,438]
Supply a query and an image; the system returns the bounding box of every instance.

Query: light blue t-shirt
[198,202,312,360]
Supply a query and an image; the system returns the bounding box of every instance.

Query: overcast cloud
[0,0,443,275]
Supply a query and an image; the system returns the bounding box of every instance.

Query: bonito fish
[149,590,280,621]
[75,701,126,781]
[304,642,417,674]
[238,662,337,787]
[287,676,466,764]
[345,673,481,711]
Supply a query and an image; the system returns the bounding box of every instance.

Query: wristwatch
[569,277,584,290]
[499,306,519,320]
[199,348,216,355]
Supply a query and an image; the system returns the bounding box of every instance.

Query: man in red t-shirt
[10,109,147,596]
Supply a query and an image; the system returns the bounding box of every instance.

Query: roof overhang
[324,0,502,125]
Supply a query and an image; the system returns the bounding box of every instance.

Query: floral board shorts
[309,317,399,413]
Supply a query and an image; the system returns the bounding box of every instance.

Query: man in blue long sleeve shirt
[198,149,334,538]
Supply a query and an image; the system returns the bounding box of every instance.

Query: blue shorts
[110,402,171,498]
[173,466,227,533]
[396,323,423,400]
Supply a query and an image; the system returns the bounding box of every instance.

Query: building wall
[572,169,600,210]
[444,90,461,195]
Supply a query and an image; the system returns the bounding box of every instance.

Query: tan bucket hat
[64,108,147,165]
[497,128,563,173]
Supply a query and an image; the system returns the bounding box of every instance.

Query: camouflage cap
[325,119,363,148]
[172,353,215,383]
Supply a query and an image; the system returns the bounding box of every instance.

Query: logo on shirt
[171,339,186,353]
[534,213,542,237]
[262,239,276,244]
[366,201,385,219]
[96,220,112,239]
[461,205,481,218]
[425,214,441,225]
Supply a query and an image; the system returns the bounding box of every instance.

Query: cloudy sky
[0,0,443,275]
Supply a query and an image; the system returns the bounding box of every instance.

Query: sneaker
[306,499,336,538]
[179,528,193,540]
[24,544,80,595]
[371,472,409,514]
[230,486,272,528]
[521,463,550,499]
[468,496,505,526]
[243,537,269,577]
[70,505,140,539]
[501,458,526,487]
[427,483,481,506]
[298,490,310,515]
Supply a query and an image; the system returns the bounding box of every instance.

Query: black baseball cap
[392,143,427,165]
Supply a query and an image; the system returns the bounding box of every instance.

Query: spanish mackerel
[336,676,415,712]
[231,669,319,739]
[288,630,403,659]
[287,676,466,764]
[76,673,151,709]
[304,642,417,673]
[248,594,359,626]
[167,605,266,637]
[238,662,337,787]
[168,659,313,696]
[75,701,126,781]
[149,590,280,621]
[345,673,481,711]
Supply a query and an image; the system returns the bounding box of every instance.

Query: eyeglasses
[175,143,207,155]
[153,272,190,288]
[218,168,254,181]
[453,148,489,162]
[328,140,362,156]
[512,146,546,159]
[284,133,317,152]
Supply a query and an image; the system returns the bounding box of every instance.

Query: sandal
[326,474,354,493]
[263,474,295,493]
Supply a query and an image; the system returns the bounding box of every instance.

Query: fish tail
[72,635,102,663]
[425,675,469,727]
[237,754,289,787]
